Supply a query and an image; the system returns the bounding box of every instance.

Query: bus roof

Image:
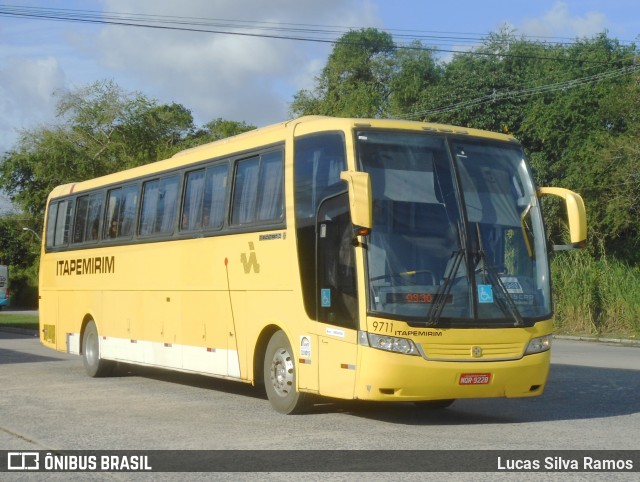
[47,116,518,199]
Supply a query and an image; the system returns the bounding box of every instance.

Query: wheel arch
[79,313,97,354]
[252,323,287,386]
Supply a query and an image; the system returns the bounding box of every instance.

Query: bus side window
[232,156,259,224]
[182,164,228,231]
[231,150,283,226]
[73,196,89,244]
[203,164,228,229]
[139,176,178,236]
[46,200,74,249]
[73,193,103,243]
[106,185,138,239]
[52,199,74,247]
[85,194,103,241]
[182,169,205,231]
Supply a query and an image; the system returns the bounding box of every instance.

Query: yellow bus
[39,116,586,414]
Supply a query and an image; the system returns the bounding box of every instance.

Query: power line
[2,3,638,120]
[396,64,640,120]
[0,4,635,65]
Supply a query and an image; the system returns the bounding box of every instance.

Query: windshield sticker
[321,288,331,307]
[500,276,523,293]
[478,284,494,303]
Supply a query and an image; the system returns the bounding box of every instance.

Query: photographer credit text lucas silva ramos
[498,455,634,471]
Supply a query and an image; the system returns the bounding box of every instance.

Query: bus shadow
[0,347,64,364]
[110,362,640,424]
[339,364,640,425]
[115,363,267,401]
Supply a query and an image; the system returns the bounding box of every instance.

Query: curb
[554,334,640,347]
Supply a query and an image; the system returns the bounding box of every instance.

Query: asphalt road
[0,331,638,480]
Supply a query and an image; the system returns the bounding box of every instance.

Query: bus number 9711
[371,321,393,333]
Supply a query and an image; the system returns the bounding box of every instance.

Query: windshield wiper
[426,248,464,326]
[474,249,525,327]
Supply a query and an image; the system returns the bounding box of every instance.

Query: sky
[0,0,639,167]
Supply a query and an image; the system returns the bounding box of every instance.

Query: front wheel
[263,330,312,414]
[82,320,114,377]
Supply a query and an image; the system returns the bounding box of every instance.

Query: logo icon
[240,242,260,274]
[477,284,494,303]
[8,452,40,471]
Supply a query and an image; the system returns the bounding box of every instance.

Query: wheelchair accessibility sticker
[321,289,331,307]
[478,284,494,303]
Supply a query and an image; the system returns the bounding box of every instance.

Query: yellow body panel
[39,116,561,404]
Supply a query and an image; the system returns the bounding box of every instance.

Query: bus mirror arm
[537,187,587,250]
[350,226,370,248]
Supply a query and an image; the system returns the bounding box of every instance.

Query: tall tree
[386,41,441,116]
[291,28,396,118]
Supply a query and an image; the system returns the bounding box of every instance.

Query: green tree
[291,28,396,117]
[182,118,256,149]
[0,214,41,307]
[386,41,441,116]
[0,80,196,218]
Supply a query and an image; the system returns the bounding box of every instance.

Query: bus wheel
[264,330,311,414]
[82,320,113,377]
[414,399,455,410]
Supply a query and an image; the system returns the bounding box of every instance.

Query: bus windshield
[357,130,549,327]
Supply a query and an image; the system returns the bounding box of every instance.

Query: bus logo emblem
[472,346,483,358]
[240,242,260,274]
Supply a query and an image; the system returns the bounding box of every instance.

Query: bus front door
[316,192,358,399]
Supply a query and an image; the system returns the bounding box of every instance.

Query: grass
[0,313,39,331]
[551,251,640,339]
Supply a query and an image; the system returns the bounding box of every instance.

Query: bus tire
[264,330,312,414]
[82,320,113,377]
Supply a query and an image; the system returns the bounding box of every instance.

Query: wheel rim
[269,346,294,398]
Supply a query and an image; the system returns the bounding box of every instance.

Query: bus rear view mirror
[538,187,587,250]
[340,171,372,230]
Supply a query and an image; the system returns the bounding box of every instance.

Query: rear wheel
[264,330,312,414]
[82,320,113,377]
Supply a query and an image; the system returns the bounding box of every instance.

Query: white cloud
[521,1,608,39]
[0,0,380,153]
[0,57,66,153]
[95,0,380,126]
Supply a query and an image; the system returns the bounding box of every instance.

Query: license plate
[459,373,491,385]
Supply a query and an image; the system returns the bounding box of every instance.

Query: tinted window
[73,193,103,243]
[46,200,74,248]
[105,185,139,239]
[181,164,228,231]
[139,176,179,236]
[231,150,283,225]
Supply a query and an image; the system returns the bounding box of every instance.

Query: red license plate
[459,373,491,385]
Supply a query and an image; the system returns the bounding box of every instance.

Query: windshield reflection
[357,131,549,326]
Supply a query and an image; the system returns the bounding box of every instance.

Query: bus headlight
[360,332,420,356]
[525,335,552,355]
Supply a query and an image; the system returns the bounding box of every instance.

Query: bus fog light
[367,333,420,355]
[525,335,552,355]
